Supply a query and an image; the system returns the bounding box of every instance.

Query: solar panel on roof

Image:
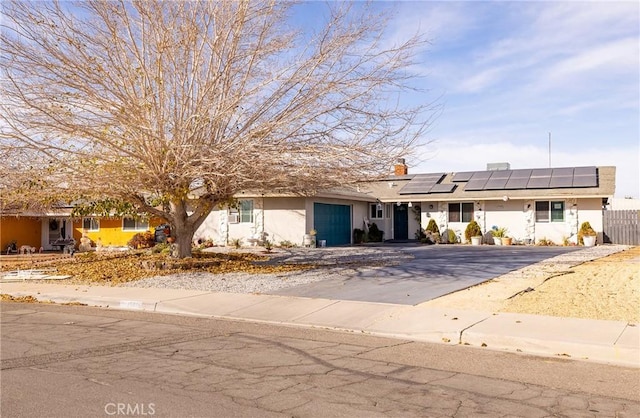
[527,177,551,188]
[550,176,573,188]
[398,185,435,194]
[430,183,456,193]
[510,169,531,178]
[572,175,598,187]
[452,172,474,182]
[574,166,596,176]
[504,177,529,189]
[465,179,488,191]
[552,167,574,177]
[470,171,491,180]
[489,170,512,179]
[484,178,508,190]
[531,168,552,177]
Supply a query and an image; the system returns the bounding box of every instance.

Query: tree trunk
[172,226,194,258]
[169,202,197,258]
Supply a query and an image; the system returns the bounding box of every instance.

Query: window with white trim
[448,202,474,223]
[535,201,564,222]
[82,217,99,231]
[122,218,149,231]
[370,203,383,219]
[239,200,254,223]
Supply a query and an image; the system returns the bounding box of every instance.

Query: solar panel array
[398,173,454,195]
[452,166,598,191]
[396,166,598,195]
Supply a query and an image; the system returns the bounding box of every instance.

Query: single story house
[1,162,615,251]
[0,207,164,252]
[194,162,615,247]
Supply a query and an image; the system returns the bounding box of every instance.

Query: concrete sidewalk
[1,281,638,368]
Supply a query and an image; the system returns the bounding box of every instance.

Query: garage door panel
[313,203,351,246]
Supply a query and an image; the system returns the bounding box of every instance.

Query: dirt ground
[424,246,640,324]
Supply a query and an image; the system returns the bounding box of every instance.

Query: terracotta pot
[501,237,512,245]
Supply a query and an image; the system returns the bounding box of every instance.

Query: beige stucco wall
[415,197,605,245]
[265,197,306,245]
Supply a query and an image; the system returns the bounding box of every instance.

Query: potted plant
[490,226,508,245]
[465,220,483,245]
[578,222,596,247]
[501,235,513,246]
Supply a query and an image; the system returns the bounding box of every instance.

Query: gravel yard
[122,246,413,293]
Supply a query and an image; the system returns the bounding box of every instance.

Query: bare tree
[1,0,434,257]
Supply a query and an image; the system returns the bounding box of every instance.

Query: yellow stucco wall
[72,217,165,247]
[0,216,42,249]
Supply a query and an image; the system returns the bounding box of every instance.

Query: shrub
[278,240,296,248]
[426,219,440,235]
[151,242,170,253]
[536,237,555,246]
[577,221,596,245]
[464,220,482,242]
[353,228,365,244]
[367,223,384,242]
[228,238,242,249]
[444,229,458,244]
[490,226,508,238]
[127,231,155,249]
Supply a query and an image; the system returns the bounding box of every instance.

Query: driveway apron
[271,245,582,305]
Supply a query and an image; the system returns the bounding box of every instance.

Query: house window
[535,201,565,222]
[82,218,99,231]
[370,203,383,219]
[122,218,149,231]
[239,200,253,223]
[448,202,474,222]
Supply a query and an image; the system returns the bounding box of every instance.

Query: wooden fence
[603,210,640,245]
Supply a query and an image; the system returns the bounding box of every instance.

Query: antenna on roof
[548,132,551,168]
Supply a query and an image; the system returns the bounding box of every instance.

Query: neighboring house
[0,207,164,252]
[195,162,615,247]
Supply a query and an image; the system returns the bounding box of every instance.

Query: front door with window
[393,204,409,240]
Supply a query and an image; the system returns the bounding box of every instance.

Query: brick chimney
[394,158,408,176]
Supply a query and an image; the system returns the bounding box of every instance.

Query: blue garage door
[313,203,351,246]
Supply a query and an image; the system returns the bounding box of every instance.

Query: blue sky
[300,1,639,197]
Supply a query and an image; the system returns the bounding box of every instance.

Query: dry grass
[0,250,311,286]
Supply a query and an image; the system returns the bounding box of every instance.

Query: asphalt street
[273,245,582,304]
[2,302,638,418]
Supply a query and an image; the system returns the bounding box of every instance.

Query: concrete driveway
[271,245,582,305]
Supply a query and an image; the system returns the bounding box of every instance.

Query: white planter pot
[493,236,502,246]
[471,236,482,246]
[583,235,596,247]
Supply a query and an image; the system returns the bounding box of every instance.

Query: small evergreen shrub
[445,229,458,244]
[426,219,440,235]
[577,221,596,245]
[464,220,482,242]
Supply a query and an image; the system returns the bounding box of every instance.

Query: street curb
[1,285,638,368]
